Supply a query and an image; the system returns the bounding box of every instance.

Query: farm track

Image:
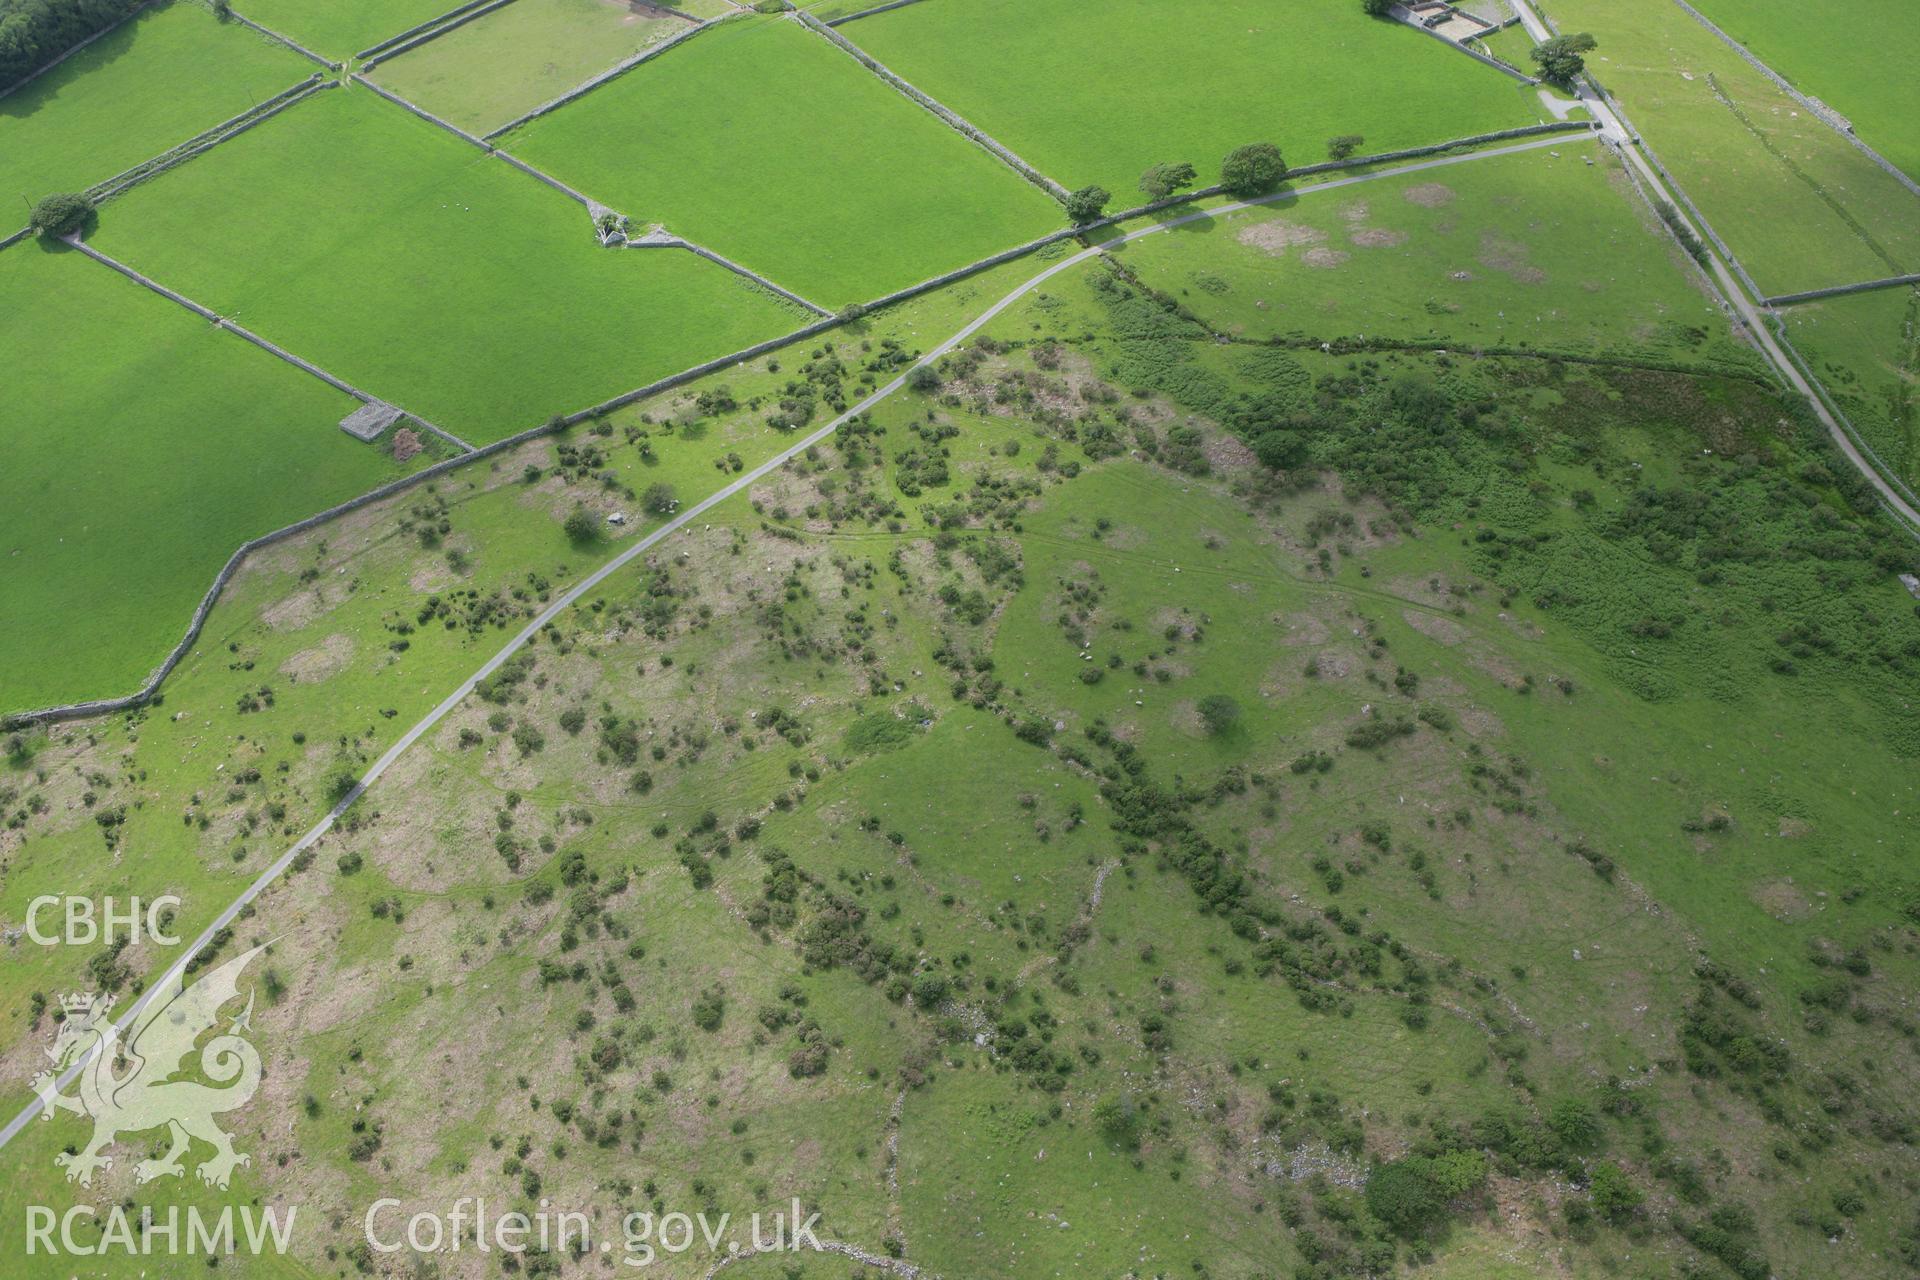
[0,134,1595,1152]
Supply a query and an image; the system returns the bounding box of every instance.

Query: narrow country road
[0,128,1818,1151]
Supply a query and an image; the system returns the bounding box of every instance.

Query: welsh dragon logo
[32,943,267,1190]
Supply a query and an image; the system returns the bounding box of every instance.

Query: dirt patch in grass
[1308,647,1358,679]
[1204,431,1257,472]
[1302,247,1350,269]
[1462,643,1528,691]
[1237,219,1326,255]
[1259,660,1304,699]
[1478,233,1546,284]
[261,579,349,632]
[1403,182,1455,208]
[1750,879,1813,922]
[1349,227,1409,248]
[279,633,353,684]
[1273,611,1330,645]
[1403,609,1469,646]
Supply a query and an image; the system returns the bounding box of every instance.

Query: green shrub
[1221,143,1286,197]
[29,191,94,239]
[1064,185,1111,223]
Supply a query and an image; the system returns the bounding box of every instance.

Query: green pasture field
[0,0,310,209]
[801,0,881,18]
[504,16,1065,307]
[1687,0,1920,183]
[90,86,808,442]
[0,243,407,715]
[370,0,694,134]
[1111,142,1762,373]
[1546,0,1920,296]
[1778,286,1920,485]
[846,0,1543,199]
[1470,19,1534,73]
[241,0,454,58]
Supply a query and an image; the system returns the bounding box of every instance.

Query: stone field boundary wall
[356,0,507,61]
[358,0,526,72]
[796,11,1069,202]
[3,122,1592,727]
[826,0,934,27]
[480,11,730,141]
[90,75,328,204]
[226,4,340,70]
[1666,0,1920,201]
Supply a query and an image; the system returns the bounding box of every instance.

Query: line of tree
[0,0,149,91]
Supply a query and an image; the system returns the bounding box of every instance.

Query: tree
[1197,694,1242,735]
[563,506,599,543]
[1531,32,1596,86]
[1361,0,1395,14]
[642,482,678,515]
[29,192,93,239]
[0,0,147,88]
[1327,134,1366,161]
[1365,1159,1446,1234]
[1589,1162,1643,1222]
[1138,161,1197,201]
[906,363,942,393]
[1252,428,1310,472]
[1220,143,1286,197]
[1064,185,1111,223]
[1547,1096,1601,1151]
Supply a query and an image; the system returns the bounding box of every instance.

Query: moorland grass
[1686,0,1920,183]
[1547,0,1920,296]
[370,0,692,134]
[240,0,454,58]
[1778,286,1920,485]
[6,280,1920,1277]
[0,242,403,714]
[0,1,311,208]
[847,0,1544,199]
[1112,144,1761,372]
[91,86,808,442]
[503,16,1066,307]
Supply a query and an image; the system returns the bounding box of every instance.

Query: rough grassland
[240,0,453,57]
[1546,0,1920,295]
[5,312,1918,1276]
[0,244,401,714]
[0,1,310,207]
[91,87,807,442]
[1779,286,1920,486]
[1687,0,1920,184]
[1114,144,1760,373]
[370,0,692,134]
[504,16,1066,306]
[847,0,1543,197]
